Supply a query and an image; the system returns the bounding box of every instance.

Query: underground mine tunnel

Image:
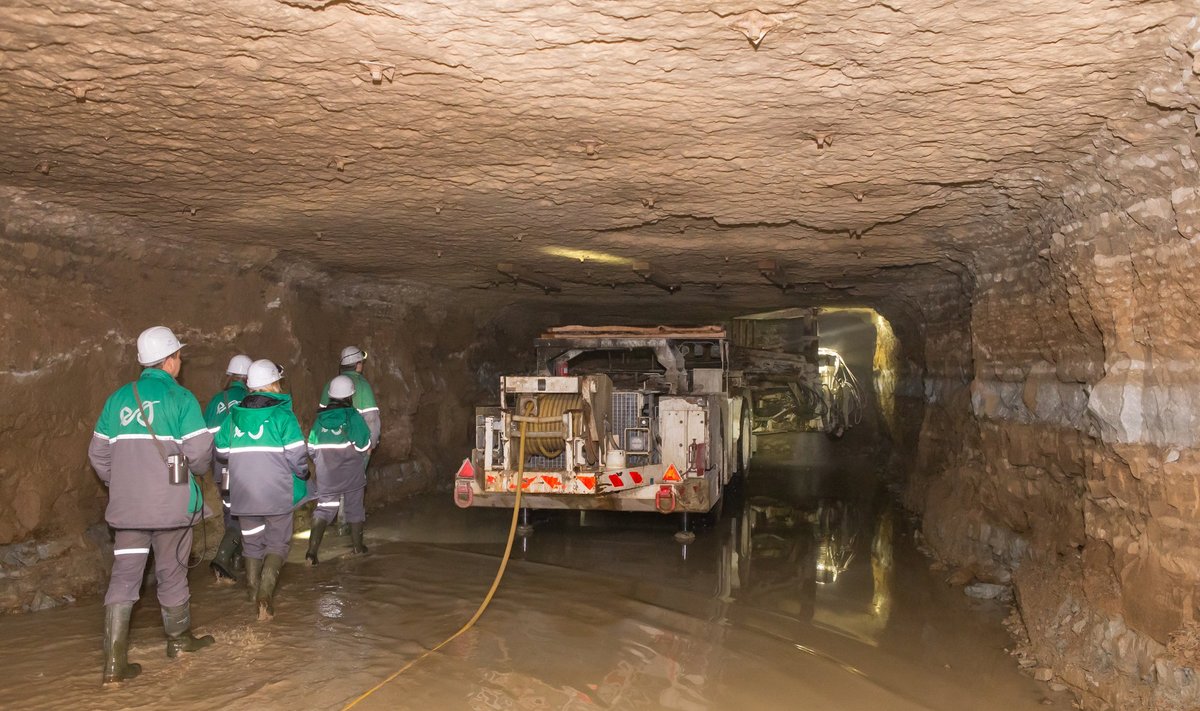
[1,1,1199,709]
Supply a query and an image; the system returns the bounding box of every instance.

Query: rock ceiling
[0,0,1192,312]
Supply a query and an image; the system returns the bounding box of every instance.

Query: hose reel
[514,393,585,459]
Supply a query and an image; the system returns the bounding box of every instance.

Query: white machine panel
[660,397,708,474]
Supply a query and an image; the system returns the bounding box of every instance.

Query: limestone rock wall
[0,190,504,612]
[909,50,1200,709]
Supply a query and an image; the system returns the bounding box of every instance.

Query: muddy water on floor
[0,433,1069,710]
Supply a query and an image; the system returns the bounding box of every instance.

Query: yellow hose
[341,403,532,710]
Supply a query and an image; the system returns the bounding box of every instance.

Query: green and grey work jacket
[88,368,214,529]
[320,370,380,448]
[204,381,249,432]
[307,405,371,497]
[214,392,311,517]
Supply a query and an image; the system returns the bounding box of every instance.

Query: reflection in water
[0,433,1065,711]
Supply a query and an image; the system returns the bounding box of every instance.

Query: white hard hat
[137,326,183,366]
[328,374,356,399]
[247,359,284,389]
[340,346,367,366]
[226,354,252,376]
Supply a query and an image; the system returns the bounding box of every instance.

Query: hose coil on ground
[520,393,584,459]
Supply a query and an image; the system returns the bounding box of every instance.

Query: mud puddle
[0,433,1069,710]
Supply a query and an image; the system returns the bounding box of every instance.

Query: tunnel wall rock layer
[0,190,505,612]
[909,65,1200,710]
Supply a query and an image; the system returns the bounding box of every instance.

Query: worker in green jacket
[87,326,216,685]
[203,354,251,583]
[306,374,373,564]
[319,346,380,540]
[214,359,312,622]
[319,346,380,449]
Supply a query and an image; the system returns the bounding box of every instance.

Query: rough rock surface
[0,0,1190,306]
[908,52,1200,710]
[2,1,1200,709]
[0,191,516,611]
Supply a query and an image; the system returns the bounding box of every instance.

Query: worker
[87,326,216,685]
[306,374,372,564]
[214,358,310,621]
[204,354,252,583]
[319,346,380,539]
[320,346,380,449]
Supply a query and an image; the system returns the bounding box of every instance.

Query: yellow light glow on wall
[540,246,632,265]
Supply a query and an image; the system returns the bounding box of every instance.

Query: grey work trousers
[105,527,193,607]
[240,513,293,560]
[313,488,365,525]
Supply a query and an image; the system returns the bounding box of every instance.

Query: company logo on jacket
[234,424,265,440]
[119,401,159,427]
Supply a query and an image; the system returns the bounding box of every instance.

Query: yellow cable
[341,402,532,711]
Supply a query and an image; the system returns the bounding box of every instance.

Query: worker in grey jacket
[88,326,216,685]
[306,375,373,564]
[214,359,311,621]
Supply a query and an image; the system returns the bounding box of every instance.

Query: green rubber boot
[257,554,284,621]
[244,557,263,603]
[210,527,242,583]
[305,519,329,566]
[349,522,368,555]
[162,603,215,658]
[102,603,142,686]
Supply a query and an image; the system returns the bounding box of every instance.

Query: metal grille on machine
[526,453,566,471]
[610,392,641,448]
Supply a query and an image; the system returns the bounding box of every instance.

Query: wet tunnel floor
[0,434,1071,711]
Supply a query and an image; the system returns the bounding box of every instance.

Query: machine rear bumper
[454,481,716,513]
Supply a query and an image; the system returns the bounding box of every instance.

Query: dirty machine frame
[454,326,753,515]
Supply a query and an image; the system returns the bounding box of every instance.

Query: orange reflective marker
[663,464,682,482]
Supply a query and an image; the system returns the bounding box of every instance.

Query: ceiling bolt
[188,206,198,216]
[579,139,604,157]
[35,160,51,175]
[641,196,656,209]
[358,61,396,84]
[70,85,91,102]
[328,157,355,172]
[853,191,864,202]
[729,12,781,49]
[814,133,834,149]
[434,204,443,214]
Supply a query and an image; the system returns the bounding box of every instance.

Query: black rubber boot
[244,557,263,603]
[349,522,368,555]
[162,603,215,658]
[257,554,283,621]
[102,603,142,686]
[305,519,329,566]
[210,527,242,584]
